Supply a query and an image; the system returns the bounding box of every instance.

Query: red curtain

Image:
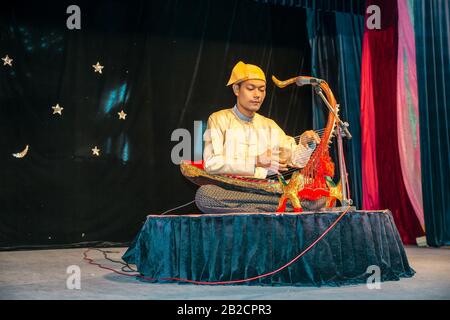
[360,0,424,244]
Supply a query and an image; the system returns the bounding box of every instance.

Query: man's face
[234,79,266,114]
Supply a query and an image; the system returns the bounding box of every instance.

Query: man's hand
[256,149,288,172]
[299,130,321,148]
[279,147,292,164]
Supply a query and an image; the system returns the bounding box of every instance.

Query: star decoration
[92,62,104,74]
[2,55,13,66]
[118,110,127,120]
[91,146,100,156]
[52,104,64,115]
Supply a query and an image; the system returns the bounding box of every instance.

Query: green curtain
[414,0,450,246]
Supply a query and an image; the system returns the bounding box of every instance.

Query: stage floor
[0,246,449,300]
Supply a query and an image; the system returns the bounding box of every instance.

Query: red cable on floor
[83,206,351,285]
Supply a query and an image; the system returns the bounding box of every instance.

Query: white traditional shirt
[203,106,315,179]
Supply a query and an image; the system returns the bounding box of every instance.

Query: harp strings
[266,128,327,179]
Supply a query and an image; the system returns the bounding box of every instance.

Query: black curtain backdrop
[254,0,365,15]
[0,0,319,248]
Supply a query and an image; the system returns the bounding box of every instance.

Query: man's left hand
[300,130,321,148]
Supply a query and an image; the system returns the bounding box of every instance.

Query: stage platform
[2,246,450,299]
[122,210,415,286]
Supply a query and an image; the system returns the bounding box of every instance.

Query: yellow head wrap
[226,61,266,86]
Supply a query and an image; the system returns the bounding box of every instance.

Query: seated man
[196,61,320,213]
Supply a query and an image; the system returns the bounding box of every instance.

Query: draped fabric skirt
[122,210,415,286]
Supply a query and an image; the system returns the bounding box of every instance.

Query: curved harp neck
[271,75,299,88]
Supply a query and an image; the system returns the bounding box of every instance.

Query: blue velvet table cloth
[122,210,415,286]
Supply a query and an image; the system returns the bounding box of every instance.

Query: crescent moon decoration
[12,145,29,158]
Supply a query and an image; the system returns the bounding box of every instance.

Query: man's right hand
[256,149,288,172]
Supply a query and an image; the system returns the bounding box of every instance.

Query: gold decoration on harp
[272,74,341,213]
[180,161,283,194]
